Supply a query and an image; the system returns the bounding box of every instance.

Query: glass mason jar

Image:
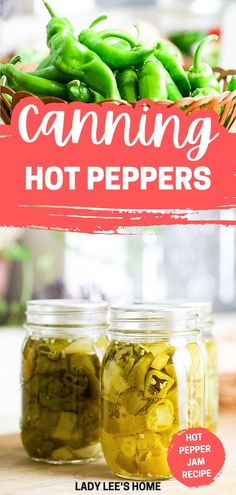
[101,305,205,480]
[197,303,218,433]
[21,300,108,464]
[135,300,219,432]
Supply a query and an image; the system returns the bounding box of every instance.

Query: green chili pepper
[68,80,94,103]
[97,26,136,48]
[116,69,139,102]
[0,73,12,105]
[93,92,104,102]
[80,23,137,52]
[4,93,12,105]
[169,31,205,56]
[79,24,136,52]
[156,40,181,62]
[227,75,236,92]
[154,49,190,96]
[192,87,219,99]
[79,15,154,71]
[0,61,68,99]
[29,65,73,83]
[187,35,220,92]
[165,71,183,101]
[138,58,168,101]
[99,37,132,51]
[68,81,103,103]
[67,81,104,103]
[0,75,7,86]
[43,2,119,100]
[36,55,51,70]
[10,55,22,65]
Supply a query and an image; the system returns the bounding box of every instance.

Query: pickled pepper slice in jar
[102,361,130,402]
[116,346,136,376]
[22,403,41,430]
[136,431,163,453]
[35,352,68,374]
[51,447,74,461]
[101,431,119,472]
[166,385,178,410]
[141,343,175,356]
[144,369,174,399]
[136,450,171,477]
[106,414,146,435]
[72,444,101,460]
[62,369,89,394]
[165,363,177,381]
[69,353,97,375]
[21,430,54,459]
[128,353,154,391]
[119,388,149,415]
[23,341,36,383]
[116,452,137,474]
[63,338,94,355]
[136,431,169,476]
[146,399,174,432]
[51,412,78,441]
[161,423,179,447]
[38,343,62,361]
[151,353,170,371]
[119,435,137,458]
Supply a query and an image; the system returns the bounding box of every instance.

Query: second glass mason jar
[197,303,218,433]
[101,305,205,480]
[21,300,108,464]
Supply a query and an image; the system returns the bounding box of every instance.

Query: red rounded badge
[167,427,225,487]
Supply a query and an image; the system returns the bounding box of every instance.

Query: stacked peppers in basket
[0,0,236,104]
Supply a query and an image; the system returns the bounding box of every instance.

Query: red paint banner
[0,98,235,232]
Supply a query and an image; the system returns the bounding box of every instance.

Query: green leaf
[2,243,31,261]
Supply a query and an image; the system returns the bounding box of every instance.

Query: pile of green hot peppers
[0,1,235,104]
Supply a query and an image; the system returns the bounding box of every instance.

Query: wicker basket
[1,68,236,130]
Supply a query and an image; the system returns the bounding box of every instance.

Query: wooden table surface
[0,414,235,495]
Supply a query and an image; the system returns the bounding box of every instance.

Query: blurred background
[0,0,236,68]
[0,0,235,437]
